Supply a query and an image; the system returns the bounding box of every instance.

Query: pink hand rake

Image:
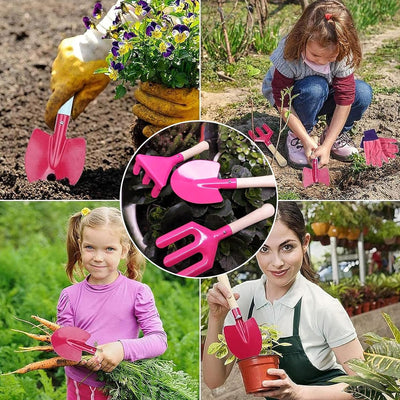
[155,203,275,277]
[133,141,210,197]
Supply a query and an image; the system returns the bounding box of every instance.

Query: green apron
[248,297,346,399]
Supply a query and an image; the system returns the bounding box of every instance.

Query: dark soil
[0,0,145,199]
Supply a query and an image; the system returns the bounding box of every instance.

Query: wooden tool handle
[235,175,275,189]
[180,141,209,161]
[228,203,275,235]
[266,143,287,167]
[217,274,239,310]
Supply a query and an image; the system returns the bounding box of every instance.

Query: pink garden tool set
[133,138,276,277]
[217,274,262,359]
[302,158,330,188]
[25,96,86,185]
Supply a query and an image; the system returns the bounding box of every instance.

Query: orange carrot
[3,357,78,375]
[30,315,60,332]
[12,329,51,343]
[17,345,54,352]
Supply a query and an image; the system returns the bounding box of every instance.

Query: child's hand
[310,144,330,167]
[83,341,125,372]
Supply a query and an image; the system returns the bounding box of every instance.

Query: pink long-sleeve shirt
[57,272,168,387]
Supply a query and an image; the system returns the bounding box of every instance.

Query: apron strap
[293,298,302,336]
[247,297,255,320]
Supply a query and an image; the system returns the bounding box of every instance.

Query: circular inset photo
[121,121,277,278]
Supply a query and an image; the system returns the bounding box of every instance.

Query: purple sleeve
[56,289,75,327]
[119,284,168,361]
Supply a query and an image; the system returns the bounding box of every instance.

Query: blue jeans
[292,76,373,134]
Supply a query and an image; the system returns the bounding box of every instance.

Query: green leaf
[207,342,223,355]
[365,340,400,379]
[330,375,389,396]
[114,85,127,99]
[382,313,400,343]
[346,359,399,392]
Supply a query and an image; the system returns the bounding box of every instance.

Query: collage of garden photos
[0,0,400,399]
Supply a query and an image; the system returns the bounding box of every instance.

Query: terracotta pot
[337,227,348,239]
[311,222,330,236]
[362,302,371,313]
[327,225,339,237]
[354,305,362,315]
[370,301,377,310]
[238,355,279,394]
[384,237,396,245]
[346,306,354,317]
[346,228,360,241]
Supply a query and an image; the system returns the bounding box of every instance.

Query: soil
[0,0,142,199]
[201,25,400,200]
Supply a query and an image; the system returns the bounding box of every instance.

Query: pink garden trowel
[217,274,262,360]
[302,158,330,188]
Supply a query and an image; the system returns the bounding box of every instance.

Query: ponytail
[66,212,85,282]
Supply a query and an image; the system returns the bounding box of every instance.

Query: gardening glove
[379,137,399,159]
[45,1,138,129]
[132,81,200,137]
[361,129,394,167]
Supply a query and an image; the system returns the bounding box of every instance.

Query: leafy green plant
[252,23,280,55]
[331,313,400,400]
[91,0,199,95]
[207,324,291,365]
[349,152,370,174]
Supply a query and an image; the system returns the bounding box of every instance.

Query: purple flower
[92,2,103,19]
[172,24,190,43]
[146,21,162,38]
[83,16,96,30]
[174,0,188,10]
[159,41,175,58]
[123,31,136,40]
[111,60,124,72]
[134,0,151,16]
[111,41,120,57]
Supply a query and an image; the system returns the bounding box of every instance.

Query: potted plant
[89,0,200,140]
[331,312,400,400]
[207,324,291,394]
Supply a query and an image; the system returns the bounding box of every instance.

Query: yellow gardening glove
[132,82,200,137]
[45,33,110,129]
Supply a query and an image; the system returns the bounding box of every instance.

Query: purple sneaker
[322,131,358,162]
[286,131,308,169]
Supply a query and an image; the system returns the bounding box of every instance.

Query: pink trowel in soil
[217,274,262,360]
[155,203,275,277]
[302,158,330,188]
[25,96,86,185]
[133,140,210,197]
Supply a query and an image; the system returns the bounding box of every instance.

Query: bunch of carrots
[3,315,79,375]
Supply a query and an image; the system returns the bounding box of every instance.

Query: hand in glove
[132,82,200,137]
[44,31,110,129]
[45,1,136,129]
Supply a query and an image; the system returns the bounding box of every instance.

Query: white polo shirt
[225,272,357,372]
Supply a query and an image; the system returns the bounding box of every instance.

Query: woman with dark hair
[203,201,363,400]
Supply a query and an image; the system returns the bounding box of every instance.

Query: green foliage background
[0,201,199,399]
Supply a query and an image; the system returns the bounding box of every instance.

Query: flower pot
[384,237,396,245]
[311,222,330,236]
[238,355,279,394]
[337,227,348,239]
[345,306,354,317]
[354,305,362,315]
[362,302,371,313]
[346,228,360,241]
[327,225,339,237]
[319,236,330,246]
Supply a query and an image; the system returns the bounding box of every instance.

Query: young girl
[262,0,373,168]
[57,207,167,400]
[203,202,364,399]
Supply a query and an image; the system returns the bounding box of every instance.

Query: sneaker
[321,130,358,162]
[286,131,308,169]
